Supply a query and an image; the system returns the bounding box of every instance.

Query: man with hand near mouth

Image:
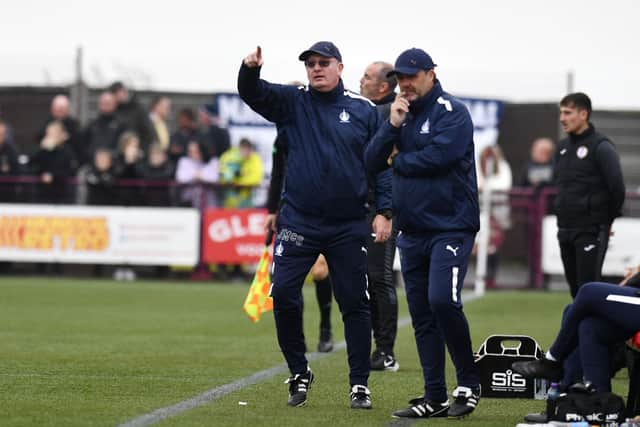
[365,48,481,420]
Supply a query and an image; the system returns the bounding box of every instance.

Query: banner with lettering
[0,204,199,265]
[213,92,503,207]
[458,97,504,155]
[201,208,269,263]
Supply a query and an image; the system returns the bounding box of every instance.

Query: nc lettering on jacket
[277,228,305,247]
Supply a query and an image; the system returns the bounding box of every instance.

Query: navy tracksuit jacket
[365,81,480,402]
[238,64,387,386]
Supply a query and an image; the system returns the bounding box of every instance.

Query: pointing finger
[256,46,262,60]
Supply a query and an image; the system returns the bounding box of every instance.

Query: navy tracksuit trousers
[397,231,480,403]
[549,282,640,391]
[270,204,371,386]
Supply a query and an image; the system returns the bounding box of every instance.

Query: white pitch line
[118,292,481,427]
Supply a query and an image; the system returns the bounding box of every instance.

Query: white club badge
[275,242,284,257]
[576,146,589,159]
[339,109,350,123]
[420,118,430,134]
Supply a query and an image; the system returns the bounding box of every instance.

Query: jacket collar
[375,92,396,106]
[568,122,595,143]
[309,79,344,102]
[409,80,444,114]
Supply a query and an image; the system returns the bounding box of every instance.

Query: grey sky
[2,0,639,109]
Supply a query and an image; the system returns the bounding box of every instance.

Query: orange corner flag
[243,230,274,322]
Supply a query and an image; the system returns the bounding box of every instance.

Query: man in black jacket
[0,119,20,202]
[552,92,626,400]
[554,92,625,298]
[109,81,154,150]
[359,61,400,372]
[37,95,82,165]
[83,92,126,163]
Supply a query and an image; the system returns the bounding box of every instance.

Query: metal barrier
[0,175,262,208]
[491,187,640,289]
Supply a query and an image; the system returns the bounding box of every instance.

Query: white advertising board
[542,215,640,276]
[0,205,200,265]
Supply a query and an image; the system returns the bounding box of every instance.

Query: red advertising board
[201,208,268,263]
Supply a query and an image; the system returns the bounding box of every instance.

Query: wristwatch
[377,209,393,220]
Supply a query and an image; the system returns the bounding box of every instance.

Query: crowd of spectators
[0,82,262,209]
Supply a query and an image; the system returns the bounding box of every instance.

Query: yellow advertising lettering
[0,216,109,251]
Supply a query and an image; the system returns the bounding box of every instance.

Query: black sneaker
[448,386,480,418]
[285,369,314,407]
[567,381,596,394]
[392,396,450,418]
[350,385,372,409]
[512,358,563,381]
[370,349,399,372]
[524,412,548,423]
[317,329,333,353]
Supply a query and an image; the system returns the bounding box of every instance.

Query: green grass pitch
[0,277,630,426]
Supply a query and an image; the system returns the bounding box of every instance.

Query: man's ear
[579,109,589,121]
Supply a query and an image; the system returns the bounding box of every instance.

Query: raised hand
[243,46,263,68]
[389,93,409,128]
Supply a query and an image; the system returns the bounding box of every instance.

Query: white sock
[545,351,557,361]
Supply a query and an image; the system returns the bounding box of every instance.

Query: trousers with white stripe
[397,231,479,403]
[549,282,640,391]
[271,204,372,387]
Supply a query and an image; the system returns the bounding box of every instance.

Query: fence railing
[0,175,264,209]
[483,187,640,289]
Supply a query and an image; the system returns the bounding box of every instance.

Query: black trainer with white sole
[350,385,372,409]
[392,397,450,418]
[371,349,399,372]
[285,369,314,407]
[447,386,480,418]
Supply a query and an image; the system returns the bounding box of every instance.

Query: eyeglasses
[305,59,333,68]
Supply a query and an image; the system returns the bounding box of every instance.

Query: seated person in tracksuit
[513,274,640,393]
[365,48,482,419]
[238,41,387,410]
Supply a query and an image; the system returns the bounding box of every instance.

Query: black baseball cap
[387,48,437,77]
[298,41,342,62]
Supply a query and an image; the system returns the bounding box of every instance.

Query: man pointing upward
[238,42,388,410]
